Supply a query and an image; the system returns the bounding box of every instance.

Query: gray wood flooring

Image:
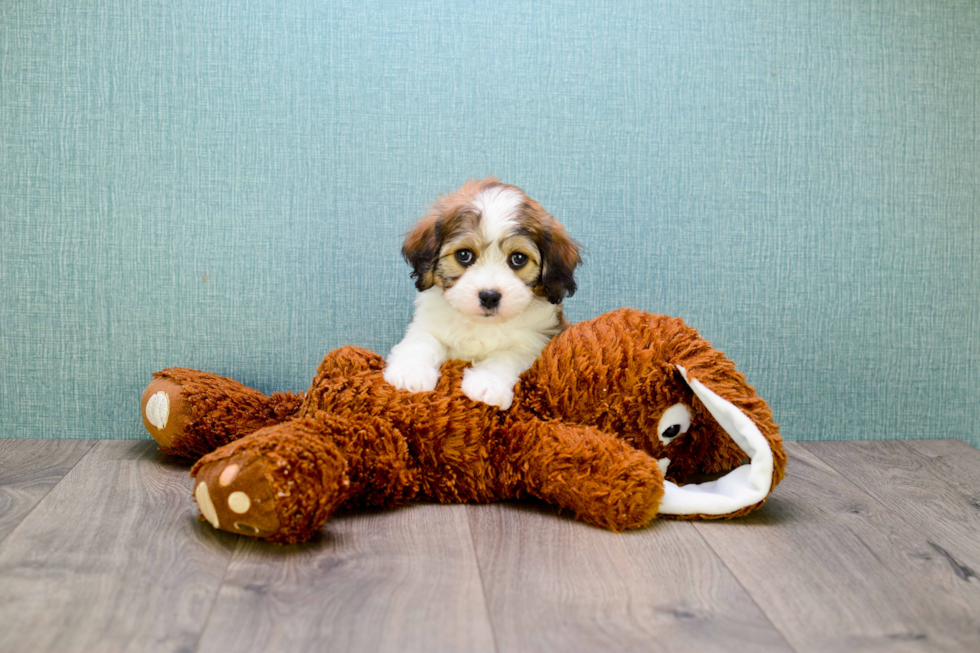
[1,439,979,653]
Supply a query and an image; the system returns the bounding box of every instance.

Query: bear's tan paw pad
[218,464,239,486]
[145,392,169,429]
[195,481,219,528]
[227,491,251,513]
[193,454,280,538]
[140,377,194,450]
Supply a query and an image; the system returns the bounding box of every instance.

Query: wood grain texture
[0,438,96,543]
[801,440,980,574]
[3,438,980,653]
[0,440,238,653]
[904,439,980,492]
[693,442,980,653]
[195,503,496,653]
[468,501,792,653]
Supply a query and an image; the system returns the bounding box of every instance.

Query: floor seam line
[190,537,240,653]
[465,505,502,653]
[690,518,801,653]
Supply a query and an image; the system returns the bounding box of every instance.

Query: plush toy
[140,309,785,544]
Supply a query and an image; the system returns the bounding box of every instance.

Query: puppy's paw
[384,361,440,393]
[461,368,516,410]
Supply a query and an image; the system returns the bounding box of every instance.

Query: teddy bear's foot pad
[193,454,281,538]
[141,378,194,451]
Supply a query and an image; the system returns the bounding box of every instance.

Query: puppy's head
[403,177,581,321]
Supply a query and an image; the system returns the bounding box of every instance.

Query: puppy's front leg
[461,349,538,410]
[384,329,447,393]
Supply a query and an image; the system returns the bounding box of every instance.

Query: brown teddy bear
[140,309,785,544]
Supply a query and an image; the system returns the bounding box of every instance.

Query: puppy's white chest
[414,287,558,362]
[451,332,505,361]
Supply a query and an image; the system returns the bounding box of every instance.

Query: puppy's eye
[455,249,475,266]
[508,252,528,269]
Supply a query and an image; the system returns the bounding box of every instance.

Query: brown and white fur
[384,178,581,409]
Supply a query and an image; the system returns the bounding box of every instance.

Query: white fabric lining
[656,365,774,516]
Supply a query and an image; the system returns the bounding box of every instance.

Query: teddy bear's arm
[510,420,664,531]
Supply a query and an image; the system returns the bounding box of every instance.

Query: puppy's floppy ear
[402,213,442,291]
[538,219,582,305]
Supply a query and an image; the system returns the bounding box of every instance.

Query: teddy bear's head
[517,308,785,519]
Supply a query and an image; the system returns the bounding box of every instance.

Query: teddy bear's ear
[656,365,780,518]
[402,213,442,291]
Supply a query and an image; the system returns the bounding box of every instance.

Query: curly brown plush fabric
[142,309,784,544]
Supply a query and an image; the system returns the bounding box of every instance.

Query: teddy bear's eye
[657,403,692,445]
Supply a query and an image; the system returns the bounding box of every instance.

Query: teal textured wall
[2,1,978,445]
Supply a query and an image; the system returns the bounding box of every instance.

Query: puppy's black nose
[479,289,502,310]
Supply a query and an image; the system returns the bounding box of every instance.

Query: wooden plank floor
[1,439,978,653]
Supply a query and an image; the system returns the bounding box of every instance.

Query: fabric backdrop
[2,0,978,446]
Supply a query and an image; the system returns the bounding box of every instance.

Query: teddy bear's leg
[189,417,349,544]
[190,413,419,544]
[510,421,664,531]
[140,368,304,458]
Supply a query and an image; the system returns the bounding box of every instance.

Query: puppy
[384,177,581,410]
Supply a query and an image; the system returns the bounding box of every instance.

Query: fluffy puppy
[384,177,581,410]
